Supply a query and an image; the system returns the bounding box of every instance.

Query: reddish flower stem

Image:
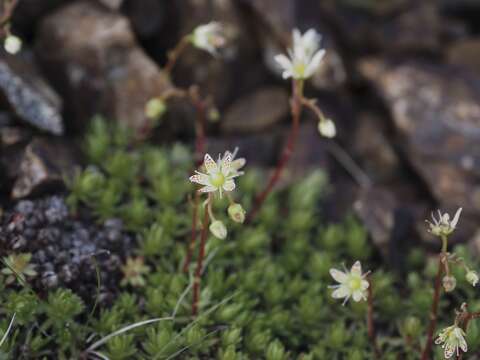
[191,201,210,316]
[247,80,303,222]
[183,191,199,273]
[421,254,445,360]
[367,277,380,358]
[164,36,190,74]
[457,311,480,360]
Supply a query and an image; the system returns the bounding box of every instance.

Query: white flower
[189,152,243,198]
[435,324,468,359]
[466,270,479,287]
[191,22,226,56]
[274,28,326,80]
[145,97,167,121]
[4,35,22,55]
[426,208,462,237]
[318,118,336,138]
[329,261,369,305]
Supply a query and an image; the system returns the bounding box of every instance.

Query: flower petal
[274,54,293,72]
[223,179,235,192]
[330,268,347,283]
[199,185,216,193]
[451,207,462,228]
[204,154,217,173]
[221,151,232,175]
[361,279,370,291]
[189,172,210,186]
[231,158,246,171]
[350,261,362,276]
[352,290,366,302]
[305,49,325,78]
[332,286,349,299]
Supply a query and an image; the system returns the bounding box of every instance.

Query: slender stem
[421,253,445,360]
[247,79,303,222]
[183,192,199,273]
[367,277,380,358]
[191,198,210,316]
[164,36,191,74]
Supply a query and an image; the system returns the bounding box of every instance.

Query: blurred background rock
[2,0,480,256]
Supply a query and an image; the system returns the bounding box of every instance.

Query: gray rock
[0,54,63,135]
[221,87,289,134]
[11,137,77,199]
[36,1,171,138]
[360,59,480,216]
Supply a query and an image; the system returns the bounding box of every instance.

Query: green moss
[3,118,480,358]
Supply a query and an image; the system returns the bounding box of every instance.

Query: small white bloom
[329,261,369,305]
[318,118,336,138]
[189,151,244,198]
[145,97,167,121]
[466,270,479,287]
[435,324,468,359]
[4,34,22,55]
[426,208,462,238]
[191,22,226,56]
[209,220,227,239]
[274,28,326,80]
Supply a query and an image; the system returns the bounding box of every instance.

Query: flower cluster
[189,149,246,239]
[426,208,462,238]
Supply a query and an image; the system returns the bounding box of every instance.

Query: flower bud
[318,118,336,138]
[466,270,479,287]
[145,98,167,121]
[4,34,22,54]
[228,203,246,223]
[442,275,457,292]
[209,220,227,239]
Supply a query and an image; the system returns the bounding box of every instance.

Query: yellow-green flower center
[293,62,306,77]
[348,275,362,291]
[210,172,225,188]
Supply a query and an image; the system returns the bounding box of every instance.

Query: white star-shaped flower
[191,22,226,56]
[435,324,468,359]
[426,208,462,237]
[329,261,370,305]
[274,28,326,80]
[189,151,244,198]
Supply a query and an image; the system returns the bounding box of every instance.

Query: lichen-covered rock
[0,195,134,303]
[11,137,77,199]
[0,54,63,135]
[221,87,289,134]
[35,1,171,138]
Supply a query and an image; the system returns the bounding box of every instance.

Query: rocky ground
[2,0,480,258]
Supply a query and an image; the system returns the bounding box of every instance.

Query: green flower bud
[145,97,167,121]
[209,220,227,239]
[228,203,246,223]
[442,275,457,292]
[466,270,479,287]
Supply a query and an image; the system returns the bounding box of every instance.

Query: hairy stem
[247,79,303,222]
[421,253,445,360]
[164,36,190,74]
[191,199,210,316]
[183,192,199,273]
[367,277,380,358]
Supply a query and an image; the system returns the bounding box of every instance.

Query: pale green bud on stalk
[466,270,479,287]
[442,275,457,292]
[228,203,246,223]
[209,220,227,239]
[145,97,167,121]
[318,118,336,138]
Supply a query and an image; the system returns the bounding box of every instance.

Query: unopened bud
[466,270,479,287]
[442,275,457,292]
[318,118,336,138]
[145,98,167,121]
[228,203,245,223]
[209,220,227,239]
